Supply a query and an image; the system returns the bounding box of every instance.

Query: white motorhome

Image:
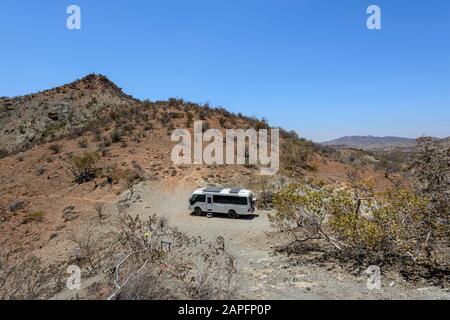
[189,187,256,219]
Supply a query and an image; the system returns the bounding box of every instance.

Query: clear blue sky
[0,0,449,141]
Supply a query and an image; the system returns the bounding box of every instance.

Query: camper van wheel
[194,207,202,216]
[228,210,238,219]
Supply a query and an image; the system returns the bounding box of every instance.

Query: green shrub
[30,211,45,223]
[41,123,65,138]
[110,129,123,143]
[68,151,100,184]
[49,144,62,154]
[270,180,445,267]
[0,149,8,159]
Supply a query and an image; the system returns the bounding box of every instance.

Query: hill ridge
[322,135,417,150]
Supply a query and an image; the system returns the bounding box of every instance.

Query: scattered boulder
[63,205,75,212]
[62,206,79,222]
[49,233,58,240]
[9,201,25,213]
[47,112,59,121]
[55,225,66,231]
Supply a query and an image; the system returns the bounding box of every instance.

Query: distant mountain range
[322,136,417,150]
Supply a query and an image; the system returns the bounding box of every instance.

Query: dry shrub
[186,112,194,127]
[68,151,100,184]
[48,144,62,154]
[250,176,288,210]
[102,164,126,183]
[160,113,171,126]
[270,152,449,280]
[0,254,65,300]
[95,203,105,219]
[280,138,316,174]
[29,210,45,223]
[78,138,89,149]
[110,128,123,143]
[69,223,101,272]
[9,201,25,213]
[109,214,238,300]
[412,137,450,267]
[0,149,8,159]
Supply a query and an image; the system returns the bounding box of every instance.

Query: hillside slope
[0,74,138,153]
[0,74,410,299]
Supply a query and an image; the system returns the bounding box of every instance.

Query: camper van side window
[191,195,206,204]
[213,195,229,204]
[213,196,248,205]
[235,197,248,205]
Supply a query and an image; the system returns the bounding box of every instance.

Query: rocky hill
[0,74,138,153]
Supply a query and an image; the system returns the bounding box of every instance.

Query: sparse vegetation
[41,123,65,138]
[35,166,46,176]
[414,137,449,224]
[122,171,143,204]
[29,211,45,223]
[9,201,25,213]
[0,149,8,159]
[109,214,237,300]
[0,254,64,299]
[69,222,101,272]
[49,144,62,154]
[186,111,194,127]
[95,203,105,219]
[280,138,315,174]
[98,144,110,157]
[143,123,153,131]
[270,138,449,281]
[68,151,100,184]
[101,135,112,147]
[160,113,172,127]
[110,128,123,143]
[202,121,210,133]
[78,138,89,149]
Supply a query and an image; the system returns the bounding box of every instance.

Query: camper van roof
[203,187,224,193]
[193,187,252,197]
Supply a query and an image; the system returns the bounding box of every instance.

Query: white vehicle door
[206,195,213,212]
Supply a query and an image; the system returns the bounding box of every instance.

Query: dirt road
[123,182,450,300]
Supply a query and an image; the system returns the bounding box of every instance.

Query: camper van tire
[194,207,203,216]
[228,210,239,219]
